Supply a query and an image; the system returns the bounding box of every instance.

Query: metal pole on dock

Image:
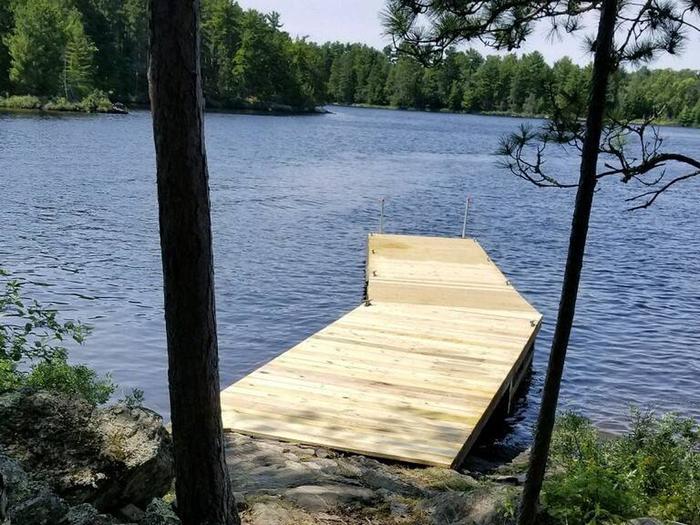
[461,195,472,238]
[379,197,385,233]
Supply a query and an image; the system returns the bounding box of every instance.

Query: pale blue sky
[238,0,700,70]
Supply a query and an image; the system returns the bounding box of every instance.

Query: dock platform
[221,234,542,468]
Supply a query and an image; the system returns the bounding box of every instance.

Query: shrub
[25,354,113,405]
[0,92,116,113]
[0,95,42,109]
[541,411,700,525]
[43,97,81,112]
[78,89,113,113]
[0,269,115,405]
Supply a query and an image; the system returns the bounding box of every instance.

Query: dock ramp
[221,234,542,468]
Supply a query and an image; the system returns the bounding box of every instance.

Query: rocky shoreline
[0,390,685,525]
[229,431,524,525]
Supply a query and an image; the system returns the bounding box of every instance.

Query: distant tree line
[325,44,700,126]
[1,0,699,124]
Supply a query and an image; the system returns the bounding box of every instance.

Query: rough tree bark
[516,0,619,523]
[148,1,239,524]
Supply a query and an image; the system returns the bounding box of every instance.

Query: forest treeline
[1,0,700,124]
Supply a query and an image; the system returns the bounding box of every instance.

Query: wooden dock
[221,234,542,468]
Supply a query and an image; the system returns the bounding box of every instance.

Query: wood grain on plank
[221,234,542,467]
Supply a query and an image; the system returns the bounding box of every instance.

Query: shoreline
[0,94,128,115]
[3,98,694,129]
[0,101,329,117]
[0,105,127,116]
[329,102,697,129]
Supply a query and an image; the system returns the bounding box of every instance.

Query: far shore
[329,102,696,129]
[2,98,696,129]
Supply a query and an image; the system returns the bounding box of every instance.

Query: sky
[237,0,700,70]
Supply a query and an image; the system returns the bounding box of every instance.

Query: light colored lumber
[221,233,542,468]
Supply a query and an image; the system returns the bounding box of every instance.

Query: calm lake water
[1,107,698,449]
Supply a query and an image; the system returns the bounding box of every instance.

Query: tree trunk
[148,1,239,524]
[516,1,618,523]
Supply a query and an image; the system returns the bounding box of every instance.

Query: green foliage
[540,411,700,525]
[0,94,41,109]
[77,89,112,112]
[1,90,113,112]
[0,269,114,406]
[3,0,97,99]
[387,56,425,108]
[74,0,148,101]
[0,0,698,121]
[201,0,243,103]
[0,358,21,392]
[120,387,145,408]
[25,354,113,405]
[0,0,12,93]
[5,0,70,95]
[64,9,96,98]
[41,96,79,111]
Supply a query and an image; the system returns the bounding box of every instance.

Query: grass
[0,90,119,113]
[400,466,479,491]
[0,94,42,110]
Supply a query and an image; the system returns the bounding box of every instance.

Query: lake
[1,106,698,449]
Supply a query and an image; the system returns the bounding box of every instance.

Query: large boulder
[0,390,174,512]
[0,453,68,525]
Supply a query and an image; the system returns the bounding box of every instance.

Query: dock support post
[461,195,472,238]
[379,197,385,233]
[508,342,535,413]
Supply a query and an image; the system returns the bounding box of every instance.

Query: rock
[8,489,67,525]
[283,484,376,512]
[0,468,7,523]
[0,390,174,512]
[486,473,526,485]
[233,491,246,510]
[225,434,340,493]
[313,448,331,459]
[462,486,514,525]
[118,503,145,522]
[111,103,128,114]
[90,404,174,510]
[59,503,122,525]
[421,485,514,525]
[402,466,479,492]
[626,520,666,525]
[388,497,412,519]
[424,492,471,525]
[0,453,68,525]
[225,432,521,525]
[356,463,423,496]
[141,498,180,525]
[244,500,313,525]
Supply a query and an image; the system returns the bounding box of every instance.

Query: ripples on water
[1,107,698,449]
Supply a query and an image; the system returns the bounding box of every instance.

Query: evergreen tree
[386,55,423,108]
[365,58,389,105]
[465,55,501,111]
[327,51,356,103]
[6,0,71,95]
[0,1,12,93]
[508,52,550,113]
[201,0,243,104]
[63,9,95,99]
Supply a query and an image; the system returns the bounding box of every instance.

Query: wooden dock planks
[221,234,542,468]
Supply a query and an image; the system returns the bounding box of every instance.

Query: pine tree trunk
[148,1,239,524]
[516,1,618,523]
